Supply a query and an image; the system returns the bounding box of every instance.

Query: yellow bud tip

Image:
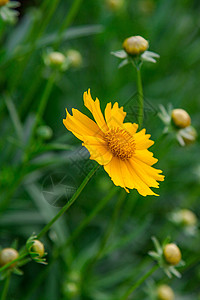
[0,248,19,268]
[48,52,65,66]
[171,108,191,128]
[0,0,9,6]
[157,284,175,300]
[31,240,45,257]
[123,35,149,56]
[163,243,181,265]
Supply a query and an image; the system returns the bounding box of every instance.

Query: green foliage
[0,0,200,299]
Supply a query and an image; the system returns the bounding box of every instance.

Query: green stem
[23,72,56,162]
[37,164,100,239]
[19,70,42,118]
[120,264,158,300]
[1,274,11,300]
[1,74,56,211]
[22,187,117,300]
[33,73,56,135]
[87,190,126,269]
[54,0,83,48]
[136,67,144,129]
[57,187,118,254]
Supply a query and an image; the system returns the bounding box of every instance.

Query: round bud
[163,243,181,265]
[37,125,53,140]
[66,49,82,68]
[31,240,45,257]
[48,52,65,67]
[171,109,191,129]
[0,248,19,268]
[63,282,79,297]
[106,0,124,11]
[123,35,149,56]
[182,126,197,145]
[138,0,155,15]
[157,284,175,300]
[180,209,197,226]
[0,0,9,6]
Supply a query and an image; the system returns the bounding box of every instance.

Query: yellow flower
[63,89,164,196]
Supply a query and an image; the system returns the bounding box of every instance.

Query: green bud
[37,125,53,140]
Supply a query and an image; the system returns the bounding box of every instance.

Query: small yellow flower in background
[63,89,164,196]
[0,0,9,7]
[157,284,175,300]
[169,208,198,236]
[159,105,197,146]
[123,35,149,56]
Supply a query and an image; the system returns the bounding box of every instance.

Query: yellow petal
[104,157,129,192]
[125,159,159,196]
[104,157,158,195]
[82,136,112,165]
[132,157,164,182]
[123,122,138,135]
[83,89,108,133]
[134,129,154,149]
[130,158,160,188]
[134,149,158,166]
[105,102,126,129]
[63,108,103,141]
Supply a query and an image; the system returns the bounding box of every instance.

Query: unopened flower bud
[106,0,124,11]
[66,49,82,68]
[157,284,175,300]
[138,0,155,15]
[163,243,181,265]
[48,51,66,67]
[181,126,197,145]
[123,36,149,56]
[63,282,79,297]
[31,240,45,257]
[171,109,191,129]
[37,125,53,140]
[0,0,9,6]
[180,209,197,226]
[0,248,19,267]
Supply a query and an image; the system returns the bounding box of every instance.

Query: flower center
[104,128,135,160]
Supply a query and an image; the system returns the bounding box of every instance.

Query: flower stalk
[1,273,11,300]
[136,66,144,128]
[37,164,100,239]
[23,72,56,163]
[120,264,159,300]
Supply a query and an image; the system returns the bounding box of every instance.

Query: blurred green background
[0,0,200,299]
